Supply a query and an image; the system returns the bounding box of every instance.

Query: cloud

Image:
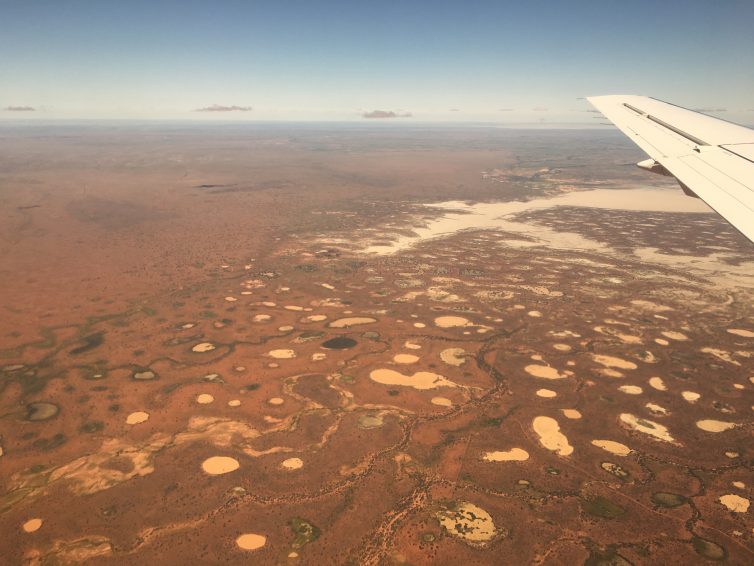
[362,110,412,119]
[692,107,727,113]
[5,105,35,111]
[195,104,252,112]
[498,108,514,111]
[532,107,548,112]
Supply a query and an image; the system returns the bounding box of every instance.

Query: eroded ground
[1,125,752,565]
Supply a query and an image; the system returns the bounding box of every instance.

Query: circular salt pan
[393,353,419,364]
[281,457,303,470]
[440,348,466,367]
[236,533,266,550]
[268,349,296,359]
[536,389,557,398]
[592,439,631,456]
[719,494,749,512]
[201,456,240,475]
[696,419,736,433]
[126,411,149,425]
[525,364,566,380]
[591,354,637,370]
[727,328,754,338]
[434,316,471,328]
[328,317,377,328]
[22,518,42,533]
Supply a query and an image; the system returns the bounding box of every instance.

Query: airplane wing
[587,95,754,244]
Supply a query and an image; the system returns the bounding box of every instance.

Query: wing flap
[589,95,754,244]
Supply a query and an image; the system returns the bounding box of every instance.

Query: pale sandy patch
[413,322,426,328]
[662,331,688,341]
[696,419,736,432]
[436,502,497,544]
[224,296,237,302]
[592,439,631,456]
[618,385,643,395]
[682,391,700,402]
[321,283,335,290]
[733,481,746,489]
[236,533,267,550]
[202,456,240,475]
[655,338,670,346]
[369,368,456,390]
[311,353,326,361]
[645,402,668,415]
[192,342,216,353]
[126,411,149,425]
[268,397,284,405]
[253,314,271,322]
[728,328,754,338]
[281,457,303,470]
[431,397,453,407]
[228,400,241,407]
[701,347,740,366]
[268,349,296,359]
[525,364,566,380]
[528,311,542,318]
[404,341,422,350]
[303,314,327,322]
[553,343,571,352]
[278,325,294,332]
[284,305,304,311]
[630,299,673,312]
[561,409,582,419]
[196,394,214,405]
[434,315,471,328]
[536,389,557,398]
[440,348,467,366]
[22,518,42,533]
[592,354,637,370]
[648,377,667,391]
[719,494,750,513]
[328,317,377,328]
[482,448,529,462]
[393,353,420,364]
[532,416,573,456]
[619,413,675,443]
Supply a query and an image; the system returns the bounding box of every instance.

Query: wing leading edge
[588,95,754,244]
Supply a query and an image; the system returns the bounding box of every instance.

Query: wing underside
[587,95,754,244]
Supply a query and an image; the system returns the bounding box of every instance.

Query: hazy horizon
[3,0,754,123]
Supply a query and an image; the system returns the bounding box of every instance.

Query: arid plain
[1,124,752,565]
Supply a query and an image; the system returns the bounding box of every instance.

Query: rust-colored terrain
[1,125,752,565]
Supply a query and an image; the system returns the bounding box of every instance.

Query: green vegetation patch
[582,496,626,519]
[289,517,321,549]
[692,536,726,561]
[651,492,686,508]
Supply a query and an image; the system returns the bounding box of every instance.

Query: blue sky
[2,0,753,122]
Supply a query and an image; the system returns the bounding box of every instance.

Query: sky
[2,0,753,123]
